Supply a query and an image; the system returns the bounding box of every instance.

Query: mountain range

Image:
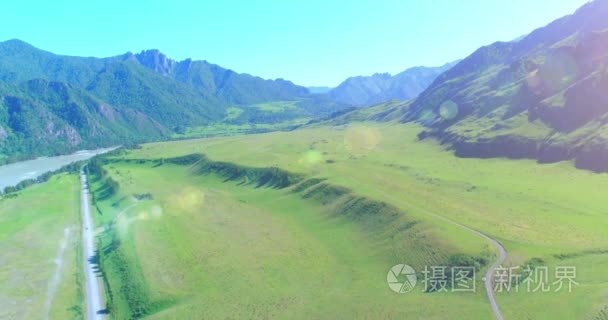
[0,39,457,164]
[0,40,339,164]
[333,0,608,172]
[3,0,608,173]
[327,61,458,106]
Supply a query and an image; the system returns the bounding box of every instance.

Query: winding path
[384,193,507,319]
[482,234,507,320]
[80,169,105,320]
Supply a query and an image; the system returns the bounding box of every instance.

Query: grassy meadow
[0,174,83,320]
[89,161,492,319]
[171,119,308,140]
[102,122,608,319]
[171,101,311,140]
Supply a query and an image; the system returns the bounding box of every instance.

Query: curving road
[428,212,507,319]
[383,193,507,320]
[482,234,507,320]
[80,169,105,320]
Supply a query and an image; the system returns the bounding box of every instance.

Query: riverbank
[0,147,117,190]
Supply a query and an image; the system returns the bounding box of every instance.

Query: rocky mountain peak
[134,49,177,75]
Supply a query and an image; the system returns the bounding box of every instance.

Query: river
[0,148,116,190]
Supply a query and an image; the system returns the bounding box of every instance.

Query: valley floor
[92,122,607,319]
[91,162,492,319]
[2,122,607,319]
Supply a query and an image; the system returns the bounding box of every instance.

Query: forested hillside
[0,40,344,164]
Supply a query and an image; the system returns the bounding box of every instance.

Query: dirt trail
[42,227,71,320]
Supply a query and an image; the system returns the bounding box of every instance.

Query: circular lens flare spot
[138,211,149,220]
[169,187,206,213]
[344,126,381,156]
[299,150,323,167]
[439,100,459,120]
[150,205,163,219]
[527,51,579,95]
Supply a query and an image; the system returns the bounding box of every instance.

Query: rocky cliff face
[135,49,177,75]
[132,49,310,105]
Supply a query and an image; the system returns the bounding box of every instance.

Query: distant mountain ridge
[345,0,608,172]
[0,40,309,106]
[0,40,328,164]
[327,61,458,106]
[0,38,455,165]
[132,49,309,104]
[10,0,606,173]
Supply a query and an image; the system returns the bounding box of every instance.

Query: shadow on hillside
[94,183,115,201]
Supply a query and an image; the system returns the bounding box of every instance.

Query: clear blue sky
[0,0,589,87]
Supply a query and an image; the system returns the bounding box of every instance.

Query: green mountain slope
[134,49,309,105]
[85,60,225,127]
[0,39,115,86]
[0,40,349,164]
[0,40,310,106]
[0,79,169,163]
[378,0,608,172]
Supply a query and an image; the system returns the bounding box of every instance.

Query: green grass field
[0,174,83,320]
[171,101,311,140]
[170,119,309,139]
[252,101,298,113]
[90,161,493,319]
[104,122,608,319]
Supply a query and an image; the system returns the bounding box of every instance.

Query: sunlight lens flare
[299,150,323,167]
[150,204,163,218]
[344,125,381,156]
[439,100,459,120]
[527,51,579,95]
[115,204,164,236]
[168,187,206,213]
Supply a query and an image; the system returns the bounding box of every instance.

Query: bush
[447,253,488,270]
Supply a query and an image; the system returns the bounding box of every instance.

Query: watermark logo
[387,264,417,293]
[387,263,578,294]
[492,265,578,293]
[422,266,476,293]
